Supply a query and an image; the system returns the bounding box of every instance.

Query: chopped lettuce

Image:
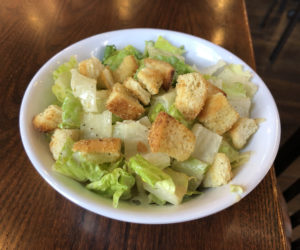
[86,168,135,208]
[103,45,143,70]
[59,92,83,129]
[52,56,78,102]
[148,102,166,122]
[227,96,251,117]
[143,168,189,205]
[222,82,247,98]
[219,140,251,169]
[215,64,258,98]
[113,120,149,159]
[96,90,110,113]
[142,152,170,169]
[154,36,185,56]
[53,56,78,81]
[191,123,223,164]
[168,104,191,128]
[129,154,173,188]
[70,69,98,112]
[218,140,240,163]
[102,45,117,62]
[148,193,166,206]
[80,110,112,139]
[172,158,209,191]
[53,139,107,182]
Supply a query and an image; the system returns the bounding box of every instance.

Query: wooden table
[0,0,288,249]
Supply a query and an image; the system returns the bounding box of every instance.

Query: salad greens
[39,36,259,208]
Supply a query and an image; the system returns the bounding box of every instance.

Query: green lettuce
[103,45,143,70]
[52,56,78,102]
[148,193,166,206]
[53,139,108,182]
[148,103,166,122]
[86,168,135,208]
[70,69,98,113]
[52,56,78,81]
[172,157,209,191]
[154,36,185,56]
[218,140,251,168]
[59,93,83,129]
[222,82,247,98]
[128,154,174,188]
[168,104,191,128]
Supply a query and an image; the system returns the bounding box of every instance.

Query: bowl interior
[20,28,280,224]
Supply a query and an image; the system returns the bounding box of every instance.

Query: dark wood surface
[0,0,288,249]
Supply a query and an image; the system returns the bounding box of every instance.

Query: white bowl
[19,28,281,224]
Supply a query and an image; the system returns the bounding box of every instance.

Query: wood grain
[0,0,288,249]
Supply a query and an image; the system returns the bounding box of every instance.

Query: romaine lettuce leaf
[103,45,143,70]
[102,45,117,62]
[53,56,78,81]
[53,139,107,182]
[191,123,222,164]
[143,168,189,205]
[128,154,173,188]
[142,152,170,169]
[52,56,78,102]
[168,104,192,128]
[172,157,209,191]
[70,69,98,113]
[96,90,110,113]
[154,36,185,56]
[86,168,135,208]
[148,102,166,122]
[113,120,149,159]
[148,193,166,205]
[218,140,240,163]
[227,96,251,117]
[222,82,247,98]
[80,110,112,139]
[59,92,83,129]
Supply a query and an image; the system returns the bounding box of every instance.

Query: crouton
[137,67,164,95]
[143,58,175,90]
[203,153,232,187]
[99,67,115,89]
[207,80,226,97]
[106,83,145,120]
[32,105,62,132]
[123,77,151,105]
[175,72,208,121]
[228,117,258,149]
[72,138,121,164]
[49,129,80,160]
[148,112,196,161]
[198,93,239,135]
[78,57,104,84]
[112,55,138,83]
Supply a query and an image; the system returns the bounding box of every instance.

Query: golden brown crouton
[49,129,80,160]
[137,67,164,95]
[106,83,145,120]
[112,55,138,83]
[148,112,196,161]
[143,58,175,90]
[203,153,232,187]
[123,77,151,105]
[198,93,239,135]
[99,67,115,89]
[32,105,62,132]
[78,57,104,83]
[175,72,208,121]
[228,118,258,149]
[72,138,121,164]
[207,80,226,97]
